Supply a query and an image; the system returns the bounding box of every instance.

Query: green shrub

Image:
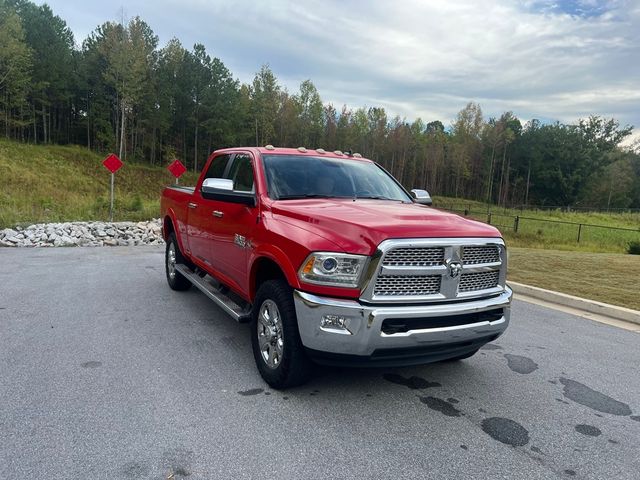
[130,194,143,212]
[627,241,640,255]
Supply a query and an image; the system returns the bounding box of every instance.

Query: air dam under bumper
[293,287,512,367]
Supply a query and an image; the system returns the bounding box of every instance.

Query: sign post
[168,159,187,185]
[102,154,123,222]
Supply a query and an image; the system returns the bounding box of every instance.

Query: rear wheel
[165,232,191,291]
[251,280,312,389]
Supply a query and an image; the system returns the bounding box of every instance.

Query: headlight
[298,252,368,288]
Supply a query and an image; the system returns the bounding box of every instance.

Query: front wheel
[251,280,312,389]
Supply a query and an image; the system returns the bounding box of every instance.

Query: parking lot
[1,246,639,479]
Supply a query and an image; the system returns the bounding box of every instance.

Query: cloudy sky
[40,0,640,143]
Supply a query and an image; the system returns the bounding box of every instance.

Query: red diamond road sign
[168,159,187,178]
[102,154,123,174]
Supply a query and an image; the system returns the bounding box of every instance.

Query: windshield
[262,155,412,202]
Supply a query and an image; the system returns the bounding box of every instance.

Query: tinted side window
[227,153,254,192]
[204,154,231,181]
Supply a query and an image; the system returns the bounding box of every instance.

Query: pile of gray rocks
[0,219,164,247]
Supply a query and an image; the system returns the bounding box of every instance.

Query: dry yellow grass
[508,247,640,310]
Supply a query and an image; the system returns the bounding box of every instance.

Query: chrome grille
[382,247,444,266]
[374,275,441,296]
[459,271,500,292]
[363,239,506,303]
[462,245,500,265]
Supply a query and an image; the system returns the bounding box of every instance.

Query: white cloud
[42,0,640,130]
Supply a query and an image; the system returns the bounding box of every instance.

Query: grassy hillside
[0,139,199,227]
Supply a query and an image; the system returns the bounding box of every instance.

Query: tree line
[1,0,639,208]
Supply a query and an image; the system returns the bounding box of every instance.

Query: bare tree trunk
[131,122,135,160]
[182,126,186,167]
[150,127,156,165]
[525,161,531,206]
[486,143,496,203]
[140,129,145,162]
[33,105,37,143]
[503,157,511,207]
[118,101,125,160]
[4,93,9,138]
[497,144,507,207]
[54,105,58,143]
[42,104,47,144]
[194,121,199,172]
[86,97,90,150]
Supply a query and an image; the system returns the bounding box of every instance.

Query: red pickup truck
[160,146,512,388]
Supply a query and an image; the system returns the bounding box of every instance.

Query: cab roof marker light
[265,144,275,150]
[297,146,307,153]
[353,153,362,158]
[334,150,343,155]
[316,148,326,154]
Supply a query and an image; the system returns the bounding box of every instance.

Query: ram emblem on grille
[448,261,462,278]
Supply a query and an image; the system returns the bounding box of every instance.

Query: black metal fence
[511,205,640,214]
[438,206,640,249]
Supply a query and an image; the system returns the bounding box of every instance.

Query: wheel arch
[162,210,188,256]
[249,251,300,301]
[163,215,175,240]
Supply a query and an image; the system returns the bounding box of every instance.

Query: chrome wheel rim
[257,300,283,369]
[167,242,177,280]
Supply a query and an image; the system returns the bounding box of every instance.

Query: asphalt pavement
[1,246,639,480]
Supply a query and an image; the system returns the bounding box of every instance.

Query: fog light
[321,314,347,328]
[320,314,351,334]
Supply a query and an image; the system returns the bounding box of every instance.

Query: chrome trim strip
[456,285,504,298]
[380,318,506,337]
[462,261,502,270]
[380,265,448,276]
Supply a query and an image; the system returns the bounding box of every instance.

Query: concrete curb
[509,281,640,326]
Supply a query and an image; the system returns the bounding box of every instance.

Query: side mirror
[411,189,432,206]
[202,178,233,192]
[201,178,255,206]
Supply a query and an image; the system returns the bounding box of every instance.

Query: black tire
[251,280,313,389]
[444,348,479,362]
[165,232,192,291]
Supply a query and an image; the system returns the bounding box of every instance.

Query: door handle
[188,202,198,209]
[212,210,224,218]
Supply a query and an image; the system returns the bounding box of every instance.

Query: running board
[174,264,252,323]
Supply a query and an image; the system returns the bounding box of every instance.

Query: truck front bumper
[293,287,512,367]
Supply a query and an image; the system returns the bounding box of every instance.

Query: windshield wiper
[355,195,408,202]
[277,194,347,200]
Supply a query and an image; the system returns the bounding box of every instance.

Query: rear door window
[226,153,254,193]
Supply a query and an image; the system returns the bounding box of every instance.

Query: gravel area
[0,219,163,247]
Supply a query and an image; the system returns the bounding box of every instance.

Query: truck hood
[270,199,501,255]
